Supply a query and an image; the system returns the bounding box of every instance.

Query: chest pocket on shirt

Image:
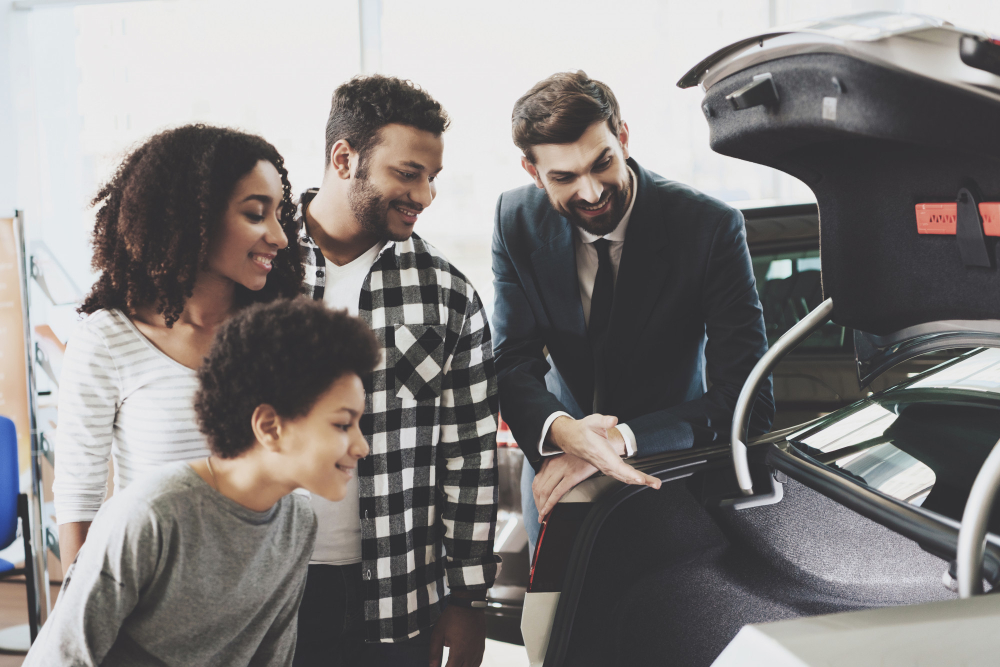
[390,324,447,401]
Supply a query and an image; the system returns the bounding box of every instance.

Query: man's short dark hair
[324,74,450,170]
[195,297,381,459]
[512,70,622,163]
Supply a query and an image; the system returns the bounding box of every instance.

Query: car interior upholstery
[561,475,955,667]
[702,53,1000,336]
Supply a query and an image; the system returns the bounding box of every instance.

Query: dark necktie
[589,238,614,413]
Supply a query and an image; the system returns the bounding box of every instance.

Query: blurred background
[4,0,1000,333]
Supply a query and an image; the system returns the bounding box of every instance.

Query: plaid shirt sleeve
[438,280,502,591]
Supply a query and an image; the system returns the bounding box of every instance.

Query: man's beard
[552,180,631,237]
[347,174,413,243]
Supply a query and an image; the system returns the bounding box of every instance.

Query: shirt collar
[575,166,637,245]
[381,240,398,263]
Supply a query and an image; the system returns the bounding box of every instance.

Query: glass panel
[796,256,822,273]
[752,248,846,351]
[908,348,1000,392]
[765,259,793,281]
[837,444,936,505]
[796,403,897,454]
[790,349,1000,525]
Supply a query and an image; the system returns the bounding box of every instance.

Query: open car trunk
[680,14,1000,340]
[527,14,1000,667]
[563,470,954,667]
[537,374,1000,666]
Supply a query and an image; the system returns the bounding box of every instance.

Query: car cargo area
[559,472,956,667]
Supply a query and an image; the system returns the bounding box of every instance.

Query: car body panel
[521,592,560,667]
[713,590,1000,666]
[677,12,999,97]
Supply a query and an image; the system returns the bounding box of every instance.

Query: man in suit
[492,71,775,549]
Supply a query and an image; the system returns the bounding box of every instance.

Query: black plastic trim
[541,453,732,667]
[956,186,991,268]
[727,73,779,109]
[746,238,821,256]
[528,503,592,593]
[740,202,818,221]
[676,32,788,88]
[960,35,1000,78]
[768,442,1000,578]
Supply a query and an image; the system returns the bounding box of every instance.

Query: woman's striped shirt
[53,309,208,524]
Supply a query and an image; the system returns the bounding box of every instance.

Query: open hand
[543,414,661,505]
[533,453,600,518]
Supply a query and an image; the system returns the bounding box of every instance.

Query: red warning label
[915,203,1000,237]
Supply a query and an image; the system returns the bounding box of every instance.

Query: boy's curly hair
[81,124,304,326]
[195,297,381,459]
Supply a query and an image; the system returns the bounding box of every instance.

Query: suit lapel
[605,161,671,381]
[530,212,586,338]
[530,209,591,411]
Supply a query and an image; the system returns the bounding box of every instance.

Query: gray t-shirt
[25,463,317,667]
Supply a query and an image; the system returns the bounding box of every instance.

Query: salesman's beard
[549,178,631,237]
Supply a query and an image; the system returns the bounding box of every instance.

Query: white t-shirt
[310,240,386,565]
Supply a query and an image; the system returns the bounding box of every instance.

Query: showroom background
[1,0,999,338]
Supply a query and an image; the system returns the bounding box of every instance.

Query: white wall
[2,3,87,270]
[0,2,16,216]
[17,6,86,279]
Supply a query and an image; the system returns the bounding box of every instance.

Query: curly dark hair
[81,124,305,326]
[194,297,381,459]
[324,74,450,174]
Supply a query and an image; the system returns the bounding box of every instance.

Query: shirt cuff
[538,411,571,456]
[617,423,638,458]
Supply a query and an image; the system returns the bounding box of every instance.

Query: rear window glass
[751,249,848,352]
[789,349,1000,526]
[907,348,1000,392]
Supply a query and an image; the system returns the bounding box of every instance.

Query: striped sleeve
[53,317,121,524]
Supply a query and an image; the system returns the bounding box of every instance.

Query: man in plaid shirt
[293,75,500,667]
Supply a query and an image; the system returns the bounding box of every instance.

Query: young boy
[25,298,380,666]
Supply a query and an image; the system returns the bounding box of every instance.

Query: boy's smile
[281,373,369,502]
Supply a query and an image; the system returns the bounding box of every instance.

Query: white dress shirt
[538,167,639,458]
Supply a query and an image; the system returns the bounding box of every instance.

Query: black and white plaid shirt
[297,190,501,642]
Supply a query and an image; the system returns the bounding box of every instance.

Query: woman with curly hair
[53,124,304,574]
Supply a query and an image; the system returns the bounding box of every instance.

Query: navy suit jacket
[492,158,775,469]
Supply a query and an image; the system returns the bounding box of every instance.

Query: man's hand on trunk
[534,414,660,518]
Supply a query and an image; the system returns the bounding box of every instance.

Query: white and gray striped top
[53,309,208,524]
